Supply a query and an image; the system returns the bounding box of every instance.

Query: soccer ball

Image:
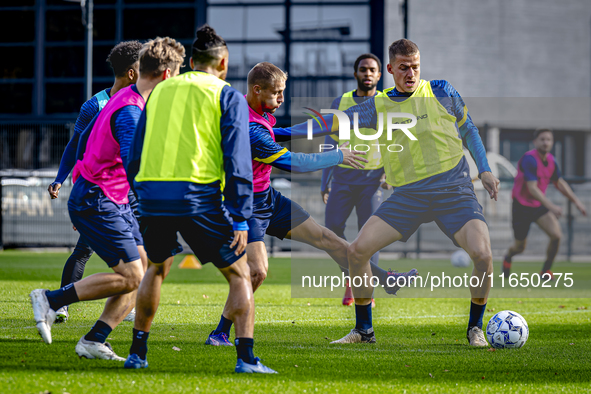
[450,250,471,267]
[486,310,529,349]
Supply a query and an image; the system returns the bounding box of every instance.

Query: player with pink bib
[503,129,587,279]
[29,37,185,362]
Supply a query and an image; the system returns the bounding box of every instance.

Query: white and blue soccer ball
[486,310,529,349]
[450,250,471,268]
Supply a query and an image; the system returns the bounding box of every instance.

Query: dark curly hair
[191,24,227,66]
[354,53,382,73]
[107,40,143,77]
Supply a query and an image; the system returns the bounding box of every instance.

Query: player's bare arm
[526,180,563,218]
[555,178,587,216]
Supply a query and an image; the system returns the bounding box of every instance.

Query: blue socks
[130,328,150,360]
[355,303,373,332]
[214,315,233,336]
[468,301,486,331]
[45,283,79,311]
[84,320,112,343]
[235,337,255,365]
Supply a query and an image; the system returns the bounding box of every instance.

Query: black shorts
[141,211,244,269]
[512,200,549,241]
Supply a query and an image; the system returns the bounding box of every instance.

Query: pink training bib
[512,149,556,207]
[73,86,145,204]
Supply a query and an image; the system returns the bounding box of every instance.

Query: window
[2,47,35,79]
[46,10,85,42]
[123,8,194,40]
[45,83,84,114]
[45,46,85,78]
[0,84,33,114]
[0,11,35,43]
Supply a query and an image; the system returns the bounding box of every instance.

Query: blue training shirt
[127,84,253,229]
[54,89,111,184]
[69,85,143,212]
[520,154,561,182]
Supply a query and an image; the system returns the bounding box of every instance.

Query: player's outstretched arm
[555,178,587,216]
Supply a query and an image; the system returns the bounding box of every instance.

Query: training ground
[0,251,590,393]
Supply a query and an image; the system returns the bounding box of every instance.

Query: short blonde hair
[139,37,186,78]
[247,62,288,90]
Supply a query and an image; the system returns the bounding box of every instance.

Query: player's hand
[48,182,62,199]
[339,141,368,170]
[550,204,563,219]
[230,230,248,256]
[321,189,330,204]
[480,171,499,201]
[575,202,587,216]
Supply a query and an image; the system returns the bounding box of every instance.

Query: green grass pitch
[0,251,590,393]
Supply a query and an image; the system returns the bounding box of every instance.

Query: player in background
[47,41,143,323]
[206,62,412,347]
[502,129,587,279]
[124,26,276,374]
[312,39,499,346]
[29,37,182,360]
[320,53,384,307]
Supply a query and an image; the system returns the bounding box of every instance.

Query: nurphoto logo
[304,108,418,153]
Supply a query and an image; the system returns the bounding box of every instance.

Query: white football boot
[330,328,376,344]
[55,306,69,323]
[75,336,126,361]
[467,326,488,347]
[30,289,56,344]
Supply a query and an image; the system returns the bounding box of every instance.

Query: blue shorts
[141,210,244,269]
[325,181,382,237]
[248,187,310,243]
[69,197,143,268]
[373,182,486,247]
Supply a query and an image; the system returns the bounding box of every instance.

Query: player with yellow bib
[327,39,500,347]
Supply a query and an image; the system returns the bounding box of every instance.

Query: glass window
[0,11,35,43]
[46,10,85,42]
[2,47,35,79]
[291,6,369,40]
[0,83,33,114]
[123,8,195,41]
[225,43,285,82]
[93,45,115,78]
[93,10,116,41]
[45,46,85,78]
[46,0,115,4]
[125,0,192,3]
[290,42,369,76]
[208,6,284,41]
[45,83,84,114]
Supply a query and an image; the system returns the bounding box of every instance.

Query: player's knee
[250,267,267,289]
[470,248,493,271]
[549,231,562,243]
[347,242,367,266]
[123,264,144,292]
[515,242,527,253]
